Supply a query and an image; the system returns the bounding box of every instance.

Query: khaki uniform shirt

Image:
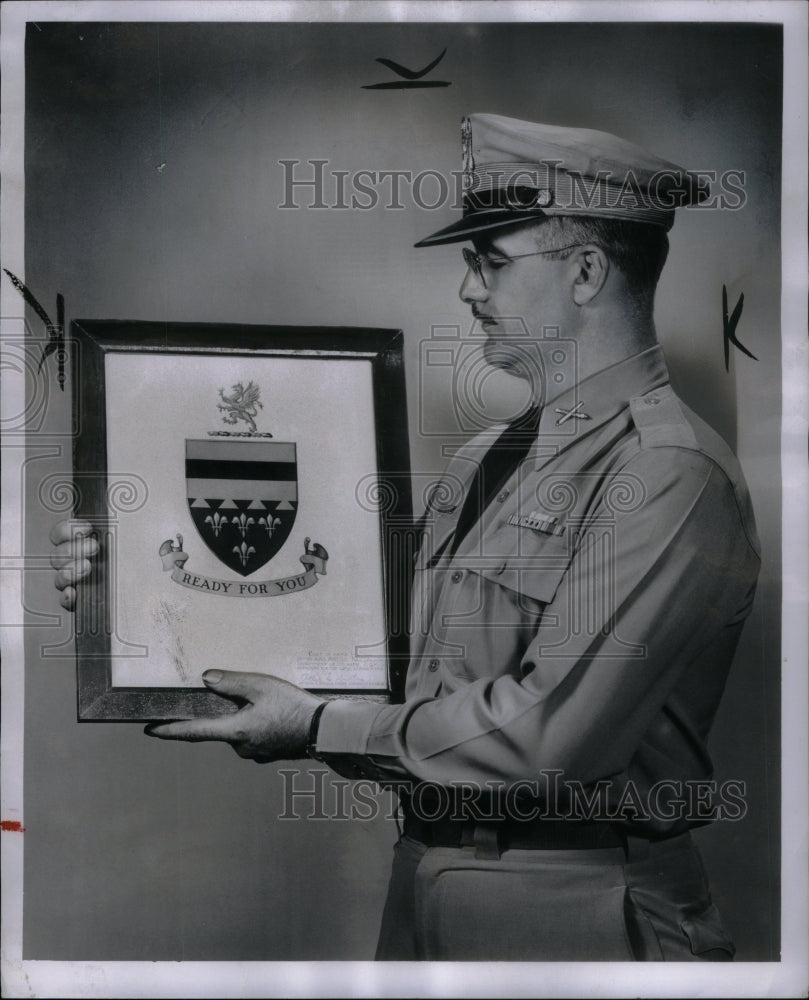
[316,346,761,835]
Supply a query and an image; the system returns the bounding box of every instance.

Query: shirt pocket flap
[475,534,573,606]
[414,518,456,571]
[680,904,736,958]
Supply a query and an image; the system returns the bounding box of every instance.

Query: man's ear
[571,245,609,306]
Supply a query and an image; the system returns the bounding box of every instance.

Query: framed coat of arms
[70,320,412,720]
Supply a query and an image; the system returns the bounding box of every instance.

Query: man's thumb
[201,669,261,702]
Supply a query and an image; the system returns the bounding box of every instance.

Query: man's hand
[50,519,98,610]
[145,670,325,763]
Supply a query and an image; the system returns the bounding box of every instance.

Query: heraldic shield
[186,439,298,576]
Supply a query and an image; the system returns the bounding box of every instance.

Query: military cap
[415,113,709,246]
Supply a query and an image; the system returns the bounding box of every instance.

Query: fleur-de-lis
[232,541,256,567]
[234,512,255,538]
[258,515,282,537]
[204,511,229,537]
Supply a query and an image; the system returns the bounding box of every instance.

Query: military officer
[52,114,760,961]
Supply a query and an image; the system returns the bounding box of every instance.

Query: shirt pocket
[413,512,459,572]
[473,531,574,610]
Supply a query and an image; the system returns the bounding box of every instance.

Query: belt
[400,789,690,861]
[403,812,627,855]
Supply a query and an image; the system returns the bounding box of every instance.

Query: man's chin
[482,338,533,380]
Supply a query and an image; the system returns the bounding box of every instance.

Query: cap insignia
[461,116,475,187]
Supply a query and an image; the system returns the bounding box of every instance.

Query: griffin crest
[218,381,264,433]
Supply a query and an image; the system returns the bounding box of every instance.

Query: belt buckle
[463,822,501,861]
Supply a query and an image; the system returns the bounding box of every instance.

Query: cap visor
[414,209,548,247]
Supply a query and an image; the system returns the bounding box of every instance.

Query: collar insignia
[554,401,591,425]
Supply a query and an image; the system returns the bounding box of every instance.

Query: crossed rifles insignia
[554,401,591,426]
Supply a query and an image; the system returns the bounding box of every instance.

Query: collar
[528,344,670,468]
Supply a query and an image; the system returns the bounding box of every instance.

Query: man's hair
[532,216,670,312]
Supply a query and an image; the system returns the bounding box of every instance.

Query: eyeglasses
[462,244,580,288]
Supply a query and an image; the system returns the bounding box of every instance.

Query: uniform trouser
[375,831,736,961]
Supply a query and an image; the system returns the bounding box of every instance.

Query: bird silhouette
[375,48,447,80]
[3,269,66,389]
[723,284,756,371]
[363,48,450,89]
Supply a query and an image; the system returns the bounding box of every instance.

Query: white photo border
[1,2,806,997]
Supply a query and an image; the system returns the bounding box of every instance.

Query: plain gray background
[22,21,781,960]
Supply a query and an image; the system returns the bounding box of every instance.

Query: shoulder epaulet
[629,385,698,450]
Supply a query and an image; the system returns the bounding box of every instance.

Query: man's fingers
[50,536,99,569]
[144,712,244,743]
[49,519,95,546]
[59,587,77,611]
[54,560,92,591]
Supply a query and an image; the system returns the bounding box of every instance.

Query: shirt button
[451,571,463,583]
[428,658,440,672]
[497,489,510,502]
[645,396,660,405]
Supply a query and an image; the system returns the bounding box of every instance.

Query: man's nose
[459,268,487,304]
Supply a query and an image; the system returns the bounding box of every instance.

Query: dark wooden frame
[72,320,413,721]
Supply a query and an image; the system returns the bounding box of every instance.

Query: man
[52,114,760,961]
